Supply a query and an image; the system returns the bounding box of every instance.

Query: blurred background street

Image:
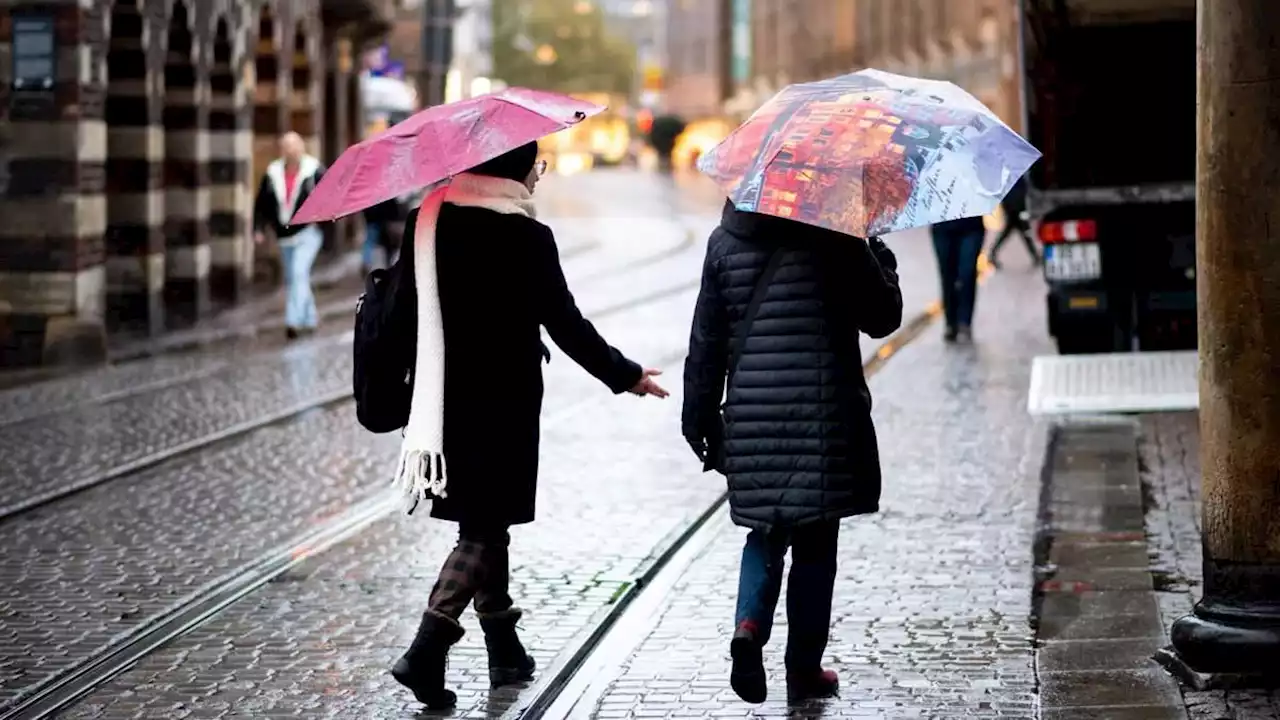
[2,0,1276,718]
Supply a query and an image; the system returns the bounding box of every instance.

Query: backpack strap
[728,248,785,383]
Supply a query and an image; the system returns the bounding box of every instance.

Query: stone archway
[104,0,166,335]
[207,16,252,304]
[162,0,211,324]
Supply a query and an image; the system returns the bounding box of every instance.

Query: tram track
[0,196,944,718]
[0,283,939,720]
[0,221,708,526]
[0,219,643,430]
[0,224,711,720]
[507,298,945,720]
[0,338,698,720]
[513,256,994,720]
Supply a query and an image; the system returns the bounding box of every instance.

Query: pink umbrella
[292,87,604,225]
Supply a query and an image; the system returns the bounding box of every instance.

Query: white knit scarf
[393,172,537,512]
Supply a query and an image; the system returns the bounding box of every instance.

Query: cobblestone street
[0,169,943,719]
[13,168,1226,719]
[570,257,1053,719]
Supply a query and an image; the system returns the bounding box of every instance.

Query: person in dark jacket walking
[360,194,404,272]
[682,202,903,705]
[930,215,987,342]
[988,176,1039,268]
[387,142,668,710]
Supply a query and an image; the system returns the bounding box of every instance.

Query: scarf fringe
[393,448,448,514]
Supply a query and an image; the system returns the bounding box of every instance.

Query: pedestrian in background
[253,132,326,340]
[930,215,987,343]
[387,142,669,710]
[682,202,903,705]
[360,114,410,274]
[988,176,1040,268]
[360,193,403,273]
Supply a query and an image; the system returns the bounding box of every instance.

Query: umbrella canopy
[293,87,604,225]
[698,68,1041,238]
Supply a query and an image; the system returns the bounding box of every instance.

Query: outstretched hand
[628,368,669,399]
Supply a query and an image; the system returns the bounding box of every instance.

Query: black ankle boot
[391,611,464,709]
[478,608,536,687]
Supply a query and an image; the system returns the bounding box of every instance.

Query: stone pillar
[325,34,357,252]
[251,3,285,284]
[207,16,252,303]
[104,0,165,335]
[161,1,211,324]
[290,18,321,157]
[0,2,109,368]
[1169,0,1280,675]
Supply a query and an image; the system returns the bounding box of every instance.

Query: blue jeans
[930,224,985,329]
[280,226,322,330]
[735,522,839,672]
[362,222,382,269]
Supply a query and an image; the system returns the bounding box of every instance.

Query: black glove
[868,237,898,272]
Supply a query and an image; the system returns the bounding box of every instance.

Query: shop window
[11,12,56,92]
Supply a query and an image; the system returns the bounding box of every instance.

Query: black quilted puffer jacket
[682,202,904,531]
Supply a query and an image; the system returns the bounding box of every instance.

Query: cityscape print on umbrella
[701,69,1038,238]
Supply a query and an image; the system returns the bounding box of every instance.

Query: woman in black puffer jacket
[682,201,903,705]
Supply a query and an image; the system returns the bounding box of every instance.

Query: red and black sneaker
[729,621,767,704]
[786,668,839,704]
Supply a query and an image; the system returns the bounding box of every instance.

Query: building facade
[663,0,730,119]
[0,0,392,368]
[386,0,453,107]
[667,0,1022,129]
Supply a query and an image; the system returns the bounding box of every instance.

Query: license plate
[1044,243,1102,282]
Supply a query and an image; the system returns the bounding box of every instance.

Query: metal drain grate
[1027,351,1199,415]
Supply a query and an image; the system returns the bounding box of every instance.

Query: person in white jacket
[253,132,327,339]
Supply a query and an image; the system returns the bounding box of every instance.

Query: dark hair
[468,141,538,182]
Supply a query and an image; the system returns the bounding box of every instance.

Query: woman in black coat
[389,143,668,709]
[682,202,903,705]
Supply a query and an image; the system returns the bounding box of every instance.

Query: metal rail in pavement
[0,229,701,526]
[0,243,705,720]
[506,298,947,720]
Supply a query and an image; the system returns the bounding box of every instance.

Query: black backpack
[353,254,416,433]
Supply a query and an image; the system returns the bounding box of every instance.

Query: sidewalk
[1142,413,1280,719]
[107,250,365,362]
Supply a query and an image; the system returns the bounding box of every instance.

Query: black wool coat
[390,203,642,527]
[682,202,905,531]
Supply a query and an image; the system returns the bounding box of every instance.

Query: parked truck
[1020,0,1196,354]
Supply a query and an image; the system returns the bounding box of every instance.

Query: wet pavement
[1141,414,1280,720]
[574,257,1053,719]
[0,169,961,718]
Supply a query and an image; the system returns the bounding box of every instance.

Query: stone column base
[0,313,108,369]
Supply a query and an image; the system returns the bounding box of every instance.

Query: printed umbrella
[697,68,1041,238]
[292,87,604,225]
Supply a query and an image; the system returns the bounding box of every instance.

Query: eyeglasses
[534,159,548,178]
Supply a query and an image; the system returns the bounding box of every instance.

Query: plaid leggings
[427,524,514,620]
